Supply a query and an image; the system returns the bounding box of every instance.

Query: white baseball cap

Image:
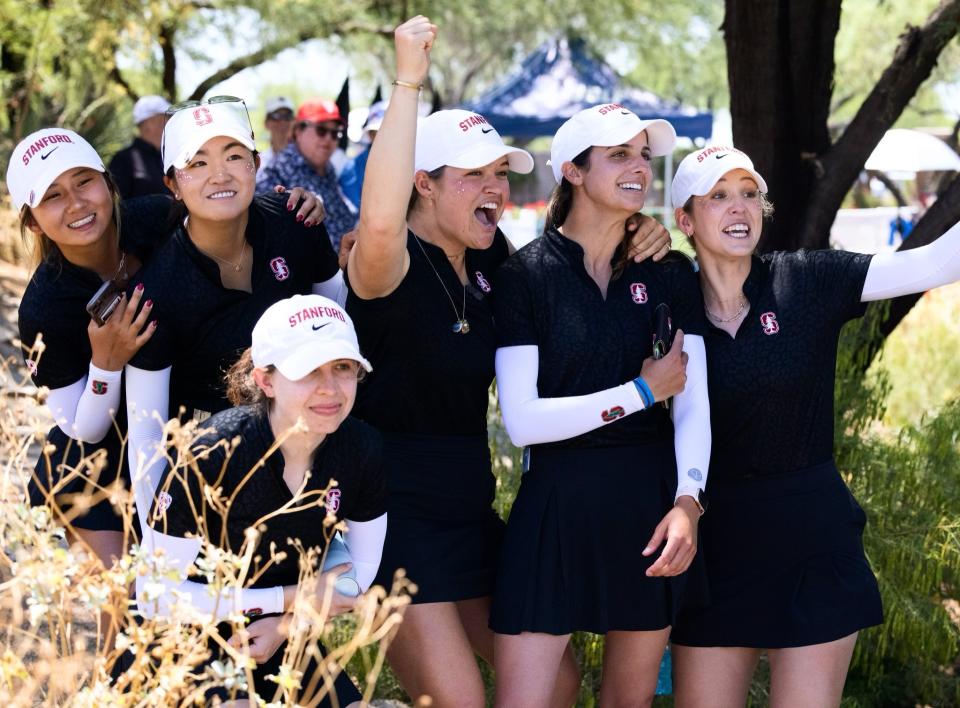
[362,101,387,141]
[161,100,256,172]
[671,146,768,207]
[6,128,105,211]
[264,96,295,117]
[251,294,372,381]
[133,95,171,125]
[549,104,677,183]
[415,109,534,175]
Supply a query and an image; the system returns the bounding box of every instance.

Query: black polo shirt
[493,226,706,450]
[128,193,339,417]
[703,249,873,480]
[346,229,509,436]
[108,137,169,199]
[152,406,386,589]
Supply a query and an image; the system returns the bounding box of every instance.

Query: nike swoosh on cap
[481,127,494,134]
[715,153,729,159]
[41,147,60,160]
[312,323,330,331]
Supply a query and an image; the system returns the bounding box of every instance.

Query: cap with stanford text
[297,98,342,125]
[252,294,372,381]
[6,129,105,211]
[549,104,676,183]
[161,101,256,172]
[671,146,768,207]
[415,109,534,175]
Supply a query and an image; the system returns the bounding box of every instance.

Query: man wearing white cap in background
[339,100,386,209]
[259,95,296,172]
[108,95,171,199]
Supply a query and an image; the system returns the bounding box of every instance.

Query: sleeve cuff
[88,362,123,380]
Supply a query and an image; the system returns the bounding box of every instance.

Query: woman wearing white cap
[665,147,960,706]
[7,128,162,574]
[490,104,713,706]
[124,97,345,537]
[146,294,385,707]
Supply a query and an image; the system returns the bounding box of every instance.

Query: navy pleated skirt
[491,441,696,636]
[28,425,128,532]
[671,461,883,648]
[373,433,504,604]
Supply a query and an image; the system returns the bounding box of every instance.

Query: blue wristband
[633,377,655,408]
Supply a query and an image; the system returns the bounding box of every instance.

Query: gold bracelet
[392,79,422,91]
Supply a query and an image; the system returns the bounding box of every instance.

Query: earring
[174,192,181,200]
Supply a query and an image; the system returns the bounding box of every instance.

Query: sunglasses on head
[301,123,344,141]
[162,95,256,165]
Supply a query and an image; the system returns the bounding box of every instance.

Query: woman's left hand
[274,185,326,227]
[227,614,288,664]
[625,213,672,263]
[642,497,699,576]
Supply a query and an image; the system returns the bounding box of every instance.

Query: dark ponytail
[544,147,592,231]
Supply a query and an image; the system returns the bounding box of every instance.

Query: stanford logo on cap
[270,257,290,281]
[458,114,490,132]
[597,103,626,116]
[193,107,213,126]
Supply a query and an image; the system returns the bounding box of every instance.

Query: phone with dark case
[85,280,123,327]
[652,303,673,408]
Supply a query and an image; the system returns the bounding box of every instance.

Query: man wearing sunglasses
[257,98,358,250]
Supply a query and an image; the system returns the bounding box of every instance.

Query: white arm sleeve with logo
[124,364,172,535]
[312,270,347,307]
[861,220,960,301]
[670,335,711,503]
[45,362,122,443]
[344,513,387,592]
[136,529,284,621]
[495,345,646,448]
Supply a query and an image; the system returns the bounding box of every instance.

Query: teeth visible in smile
[723,223,750,238]
[68,214,95,228]
[620,183,644,191]
[480,202,498,209]
[208,190,236,199]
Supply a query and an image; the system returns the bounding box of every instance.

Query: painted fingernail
[150,320,158,327]
[145,300,153,307]
[296,214,304,222]
[287,202,294,211]
[136,283,144,291]
[304,220,313,228]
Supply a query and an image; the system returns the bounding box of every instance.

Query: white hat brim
[431,142,535,175]
[273,342,373,382]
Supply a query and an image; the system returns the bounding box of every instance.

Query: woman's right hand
[309,563,358,617]
[394,15,437,86]
[637,329,688,402]
[87,284,156,371]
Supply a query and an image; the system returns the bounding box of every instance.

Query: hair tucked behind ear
[407,166,445,216]
[544,148,592,231]
[225,349,273,413]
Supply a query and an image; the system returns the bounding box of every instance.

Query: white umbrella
[865,128,960,174]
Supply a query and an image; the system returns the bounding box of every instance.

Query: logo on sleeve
[325,488,341,514]
[156,491,173,514]
[193,107,213,126]
[630,283,648,304]
[91,380,109,395]
[759,311,780,335]
[475,270,492,293]
[270,257,290,281]
[601,405,626,422]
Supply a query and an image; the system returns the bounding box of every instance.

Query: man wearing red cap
[257,98,358,249]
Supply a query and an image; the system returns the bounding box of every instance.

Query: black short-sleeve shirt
[493,227,706,449]
[704,249,873,479]
[18,195,172,390]
[152,407,386,589]
[128,193,339,416]
[346,229,509,436]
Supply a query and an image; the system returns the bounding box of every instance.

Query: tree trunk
[159,23,177,102]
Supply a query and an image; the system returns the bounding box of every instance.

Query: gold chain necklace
[185,217,247,272]
[111,251,128,284]
[414,235,470,334]
[705,297,747,323]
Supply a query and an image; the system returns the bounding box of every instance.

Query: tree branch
[109,64,138,102]
[159,22,177,101]
[800,0,960,246]
[186,21,393,101]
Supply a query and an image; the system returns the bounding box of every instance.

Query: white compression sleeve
[495,345,646,447]
[124,364,172,535]
[46,362,122,443]
[313,270,347,306]
[670,335,711,502]
[861,220,960,301]
[136,528,284,621]
[343,514,387,592]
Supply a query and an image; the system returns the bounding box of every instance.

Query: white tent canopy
[865,128,960,174]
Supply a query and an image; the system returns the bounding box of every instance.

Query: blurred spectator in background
[339,100,385,210]
[109,95,170,199]
[260,96,295,171]
[257,98,357,250]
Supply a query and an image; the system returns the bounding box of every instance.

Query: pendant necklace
[414,235,470,334]
[185,216,247,272]
[111,251,128,284]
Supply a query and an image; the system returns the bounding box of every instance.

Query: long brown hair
[544,147,591,231]
[20,171,123,268]
[225,349,274,413]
